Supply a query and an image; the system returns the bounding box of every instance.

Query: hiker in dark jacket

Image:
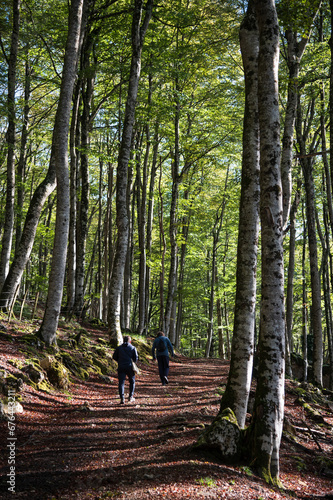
[113,336,138,404]
[152,331,174,386]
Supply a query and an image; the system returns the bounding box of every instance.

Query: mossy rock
[195,408,242,461]
[46,360,69,390]
[21,363,45,384]
[91,356,109,375]
[131,337,152,364]
[97,337,108,345]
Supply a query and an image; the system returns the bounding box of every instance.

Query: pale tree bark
[74,18,97,315]
[164,104,181,338]
[122,152,134,330]
[285,182,301,377]
[205,173,228,358]
[280,0,321,227]
[66,80,80,316]
[281,3,321,377]
[0,0,20,291]
[158,160,166,333]
[16,55,31,252]
[302,209,308,382]
[296,96,323,387]
[145,123,159,331]
[175,183,194,349]
[0,156,56,310]
[219,0,260,428]
[136,128,149,335]
[108,0,153,344]
[251,0,285,485]
[39,0,86,345]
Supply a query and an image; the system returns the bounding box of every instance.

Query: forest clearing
[0,319,332,500]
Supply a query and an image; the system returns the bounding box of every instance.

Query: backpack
[157,338,166,352]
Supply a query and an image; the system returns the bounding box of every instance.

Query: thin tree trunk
[164,114,181,338]
[136,128,148,334]
[0,158,56,310]
[219,0,260,428]
[74,29,95,315]
[0,0,20,291]
[145,123,159,334]
[302,211,309,382]
[158,159,166,333]
[205,183,227,358]
[39,0,85,345]
[285,182,301,377]
[16,55,31,252]
[296,124,323,385]
[108,0,153,344]
[66,80,81,317]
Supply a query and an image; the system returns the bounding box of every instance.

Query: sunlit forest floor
[0,320,332,499]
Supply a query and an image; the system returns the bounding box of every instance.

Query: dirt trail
[1,354,332,499]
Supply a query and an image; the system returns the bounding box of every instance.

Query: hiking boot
[120,398,125,404]
[128,396,135,403]
[164,376,169,385]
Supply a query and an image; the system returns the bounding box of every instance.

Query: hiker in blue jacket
[113,336,138,404]
[152,331,174,386]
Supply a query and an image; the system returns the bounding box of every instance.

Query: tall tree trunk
[158,159,166,333]
[39,0,85,345]
[330,1,333,216]
[285,182,301,377]
[219,0,260,428]
[296,103,323,387]
[0,157,56,310]
[0,0,20,291]
[66,80,81,317]
[164,102,181,338]
[175,185,193,349]
[103,155,114,322]
[280,0,320,227]
[302,211,309,382]
[205,179,227,358]
[74,25,96,315]
[145,123,159,334]
[136,129,148,334]
[122,156,134,330]
[322,205,333,389]
[216,295,225,359]
[251,0,285,485]
[108,0,153,344]
[16,55,31,252]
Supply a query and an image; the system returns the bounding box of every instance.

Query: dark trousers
[118,367,135,399]
[157,355,169,384]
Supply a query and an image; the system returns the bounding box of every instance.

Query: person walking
[113,336,138,404]
[152,331,174,386]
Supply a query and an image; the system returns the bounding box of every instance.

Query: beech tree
[39,0,86,345]
[250,0,285,484]
[219,0,260,428]
[108,0,153,344]
[0,0,20,291]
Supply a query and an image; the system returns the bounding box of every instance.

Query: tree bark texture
[108,0,153,343]
[0,156,56,310]
[219,0,260,429]
[252,0,285,485]
[0,0,20,291]
[296,98,323,387]
[39,0,85,345]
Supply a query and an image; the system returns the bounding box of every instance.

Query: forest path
[0,350,332,500]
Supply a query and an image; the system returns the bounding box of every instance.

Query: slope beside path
[0,334,332,499]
